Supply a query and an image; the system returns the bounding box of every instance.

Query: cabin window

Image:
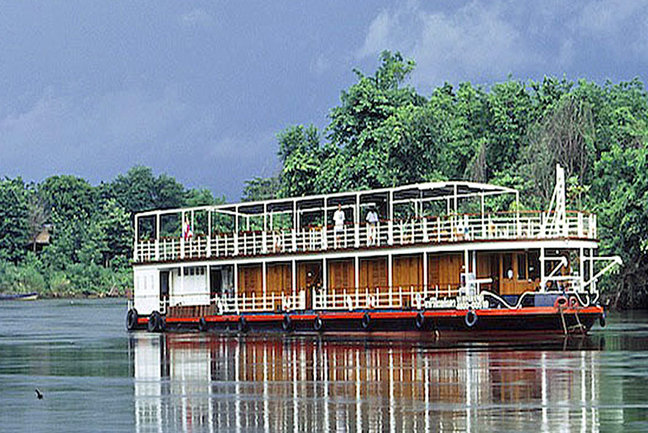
[517,254,527,280]
[528,251,540,280]
[503,254,513,279]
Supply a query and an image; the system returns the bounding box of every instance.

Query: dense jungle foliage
[1,51,646,308]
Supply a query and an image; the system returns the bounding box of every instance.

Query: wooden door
[359,257,387,290]
[393,255,423,290]
[298,261,322,308]
[428,253,462,296]
[238,264,262,297]
[267,263,291,296]
[328,259,354,291]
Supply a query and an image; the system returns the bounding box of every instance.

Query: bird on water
[35,388,43,400]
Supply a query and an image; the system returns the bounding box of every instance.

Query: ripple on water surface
[0,300,647,432]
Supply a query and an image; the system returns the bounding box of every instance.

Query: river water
[0,299,647,432]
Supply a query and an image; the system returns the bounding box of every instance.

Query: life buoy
[198,317,208,332]
[361,312,371,330]
[465,310,478,328]
[568,296,579,309]
[415,312,425,330]
[554,296,568,309]
[599,311,606,328]
[314,315,324,332]
[282,314,293,331]
[126,308,138,331]
[238,316,248,333]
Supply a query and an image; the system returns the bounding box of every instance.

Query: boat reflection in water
[131,332,606,432]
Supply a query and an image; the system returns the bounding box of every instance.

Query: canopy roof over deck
[135,181,519,220]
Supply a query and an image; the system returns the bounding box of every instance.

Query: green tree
[0,178,30,263]
[242,176,280,202]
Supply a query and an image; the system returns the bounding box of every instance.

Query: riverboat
[126,165,620,335]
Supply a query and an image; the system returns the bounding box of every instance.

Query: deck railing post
[355,222,360,248]
[262,231,267,254]
[388,220,393,245]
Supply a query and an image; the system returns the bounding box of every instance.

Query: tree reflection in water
[130,333,606,433]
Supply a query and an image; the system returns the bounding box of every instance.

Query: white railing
[135,211,597,262]
[312,285,461,311]
[212,290,307,314]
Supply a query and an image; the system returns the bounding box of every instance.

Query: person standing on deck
[183,219,193,241]
[366,207,379,246]
[333,204,345,248]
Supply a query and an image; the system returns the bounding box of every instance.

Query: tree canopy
[1,51,647,308]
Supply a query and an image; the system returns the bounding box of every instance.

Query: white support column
[578,248,585,292]
[323,258,328,292]
[540,247,545,292]
[590,248,596,293]
[453,184,458,214]
[480,193,485,238]
[291,260,296,295]
[388,191,394,245]
[234,207,239,256]
[207,211,212,257]
[355,193,360,248]
[181,211,186,259]
[292,201,297,252]
[354,256,359,290]
[388,253,393,289]
[155,213,160,261]
[133,215,139,261]
[262,204,267,254]
[515,191,521,237]
[323,200,328,250]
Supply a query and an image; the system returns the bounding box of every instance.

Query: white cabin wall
[169,267,210,307]
[133,269,160,315]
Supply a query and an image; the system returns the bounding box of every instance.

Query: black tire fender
[198,317,208,332]
[465,310,478,328]
[282,314,293,331]
[599,311,606,328]
[313,315,323,332]
[147,312,159,333]
[415,312,425,330]
[238,316,248,333]
[361,312,371,330]
[126,308,138,331]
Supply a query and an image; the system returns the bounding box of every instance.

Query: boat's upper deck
[133,180,597,264]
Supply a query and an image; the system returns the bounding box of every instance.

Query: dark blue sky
[1,1,646,199]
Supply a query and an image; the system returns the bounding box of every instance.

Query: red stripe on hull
[135,305,603,328]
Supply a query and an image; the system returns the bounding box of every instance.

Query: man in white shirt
[333,204,345,248]
[366,207,379,246]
